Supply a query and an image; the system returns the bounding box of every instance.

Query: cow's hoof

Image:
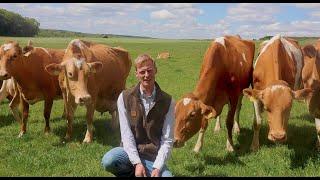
[17,131,25,138]
[214,127,220,133]
[64,135,71,142]
[250,144,259,152]
[233,128,240,134]
[83,138,92,143]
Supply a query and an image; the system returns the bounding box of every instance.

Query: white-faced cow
[243,35,312,151]
[0,40,65,137]
[301,42,320,150]
[174,35,255,153]
[45,39,131,143]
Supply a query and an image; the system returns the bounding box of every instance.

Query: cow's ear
[243,88,263,102]
[45,63,63,76]
[303,45,317,58]
[88,62,103,73]
[293,88,313,100]
[198,101,216,120]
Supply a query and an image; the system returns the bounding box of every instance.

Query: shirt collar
[139,84,156,99]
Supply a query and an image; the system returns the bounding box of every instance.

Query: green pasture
[0,37,319,177]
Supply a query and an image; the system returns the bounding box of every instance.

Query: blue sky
[1,3,320,39]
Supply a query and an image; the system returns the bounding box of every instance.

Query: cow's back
[253,36,302,90]
[13,48,64,102]
[85,43,131,111]
[194,36,254,112]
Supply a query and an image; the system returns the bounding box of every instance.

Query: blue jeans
[101,147,173,177]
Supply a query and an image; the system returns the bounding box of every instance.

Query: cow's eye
[67,72,73,78]
[12,54,17,58]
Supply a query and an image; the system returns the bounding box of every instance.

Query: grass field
[0,36,319,177]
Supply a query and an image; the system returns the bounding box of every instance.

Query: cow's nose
[79,95,91,105]
[270,132,287,142]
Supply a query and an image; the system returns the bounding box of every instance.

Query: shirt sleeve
[117,92,141,165]
[152,98,176,170]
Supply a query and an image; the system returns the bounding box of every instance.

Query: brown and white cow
[243,35,312,151]
[174,35,255,152]
[301,43,320,150]
[0,40,65,137]
[45,39,131,143]
[157,51,170,59]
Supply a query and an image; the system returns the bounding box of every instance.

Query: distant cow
[301,43,320,150]
[173,35,255,153]
[0,40,65,137]
[45,39,131,143]
[157,52,170,59]
[243,35,312,151]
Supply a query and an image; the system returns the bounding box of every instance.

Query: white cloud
[150,9,176,20]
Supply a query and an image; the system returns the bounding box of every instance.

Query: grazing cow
[0,40,64,137]
[173,35,255,152]
[301,43,320,150]
[243,35,312,151]
[157,52,170,59]
[45,39,131,143]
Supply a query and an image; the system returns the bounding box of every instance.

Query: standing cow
[173,35,255,152]
[243,35,312,151]
[0,40,65,137]
[301,43,320,150]
[45,39,131,143]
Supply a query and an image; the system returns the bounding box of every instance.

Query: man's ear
[45,63,63,76]
[88,62,103,73]
[243,88,263,102]
[293,88,313,100]
[198,100,216,120]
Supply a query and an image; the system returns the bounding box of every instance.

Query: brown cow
[173,35,255,152]
[0,40,64,137]
[243,35,312,151]
[45,39,131,143]
[301,43,320,150]
[156,52,170,59]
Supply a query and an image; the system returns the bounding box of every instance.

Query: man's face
[135,60,157,88]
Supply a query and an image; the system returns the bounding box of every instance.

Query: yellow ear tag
[249,96,256,102]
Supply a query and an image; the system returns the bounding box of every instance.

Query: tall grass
[0,36,319,176]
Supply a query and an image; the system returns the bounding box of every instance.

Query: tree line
[0,8,40,37]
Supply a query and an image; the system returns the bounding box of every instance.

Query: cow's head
[243,81,312,143]
[173,93,216,148]
[0,41,26,80]
[302,45,320,118]
[45,39,103,105]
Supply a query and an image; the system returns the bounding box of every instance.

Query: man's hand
[135,163,147,177]
[151,168,160,177]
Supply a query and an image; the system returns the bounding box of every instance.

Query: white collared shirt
[117,84,175,171]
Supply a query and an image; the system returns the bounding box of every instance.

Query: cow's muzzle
[75,94,91,106]
[173,139,185,148]
[268,132,287,143]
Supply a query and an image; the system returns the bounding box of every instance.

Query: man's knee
[101,153,117,171]
[161,169,173,177]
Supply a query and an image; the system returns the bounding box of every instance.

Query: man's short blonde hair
[134,54,156,70]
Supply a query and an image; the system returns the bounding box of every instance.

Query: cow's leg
[193,119,208,153]
[0,80,8,103]
[43,98,53,135]
[315,118,320,151]
[20,98,29,138]
[226,99,238,152]
[9,92,23,137]
[251,100,263,151]
[214,115,221,133]
[233,95,243,134]
[111,109,119,131]
[61,106,66,119]
[64,92,77,141]
[83,102,95,143]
